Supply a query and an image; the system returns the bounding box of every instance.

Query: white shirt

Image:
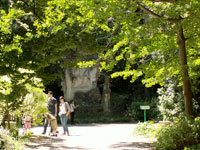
[59,102,68,115]
[70,103,75,112]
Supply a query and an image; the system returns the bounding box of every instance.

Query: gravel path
[23,123,156,150]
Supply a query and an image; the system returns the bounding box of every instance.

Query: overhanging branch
[135,1,162,19]
[135,1,182,23]
[148,0,176,3]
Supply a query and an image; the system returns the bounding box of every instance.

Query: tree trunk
[102,76,111,114]
[177,25,194,116]
[144,87,150,100]
[2,109,10,129]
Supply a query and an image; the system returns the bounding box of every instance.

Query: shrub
[0,128,23,150]
[157,86,185,121]
[21,131,33,139]
[110,92,129,114]
[157,84,199,121]
[9,128,19,139]
[134,121,162,138]
[128,97,161,121]
[155,117,200,150]
[184,144,200,150]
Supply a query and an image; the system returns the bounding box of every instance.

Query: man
[42,91,57,134]
[70,100,79,125]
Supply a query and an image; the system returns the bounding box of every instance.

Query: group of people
[41,91,79,136]
[22,91,79,136]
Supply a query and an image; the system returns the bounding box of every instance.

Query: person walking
[42,91,58,135]
[59,96,70,135]
[70,100,79,125]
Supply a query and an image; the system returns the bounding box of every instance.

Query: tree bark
[177,24,194,116]
[2,109,10,129]
[102,76,111,114]
[144,87,150,100]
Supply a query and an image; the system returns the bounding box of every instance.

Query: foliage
[110,92,129,114]
[69,0,200,116]
[67,0,200,86]
[9,128,19,139]
[16,85,48,126]
[0,75,29,128]
[134,121,162,138]
[0,128,23,150]
[128,97,161,121]
[155,117,200,150]
[0,72,47,129]
[157,85,185,121]
[1,0,200,119]
[157,84,199,121]
[184,144,200,150]
[0,75,28,113]
[21,131,33,139]
[76,114,130,123]
[0,2,51,128]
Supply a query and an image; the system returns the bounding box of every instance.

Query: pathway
[23,123,156,150]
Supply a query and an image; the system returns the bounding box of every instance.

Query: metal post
[144,110,146,122]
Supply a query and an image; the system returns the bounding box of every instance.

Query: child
[44,113,58,136]
[23,114,31,135]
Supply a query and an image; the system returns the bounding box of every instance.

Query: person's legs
[51,119,57,136]
[42,118,48,134]
[61,114,69,135]
[60,115,65,134]
[24,122,28,133]
[71,112,74,124]
[27,121,31,131]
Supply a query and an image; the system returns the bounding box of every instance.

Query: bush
[9,128,19,139]
[0,128,23,150]
[134,121,162,138]
[184,144,200,150]
[157,84,199,121]
[110,93,129,114]
[128,97,161,121]
[155,117,200,150]
[157,86,185,121]
[21,131,33,139]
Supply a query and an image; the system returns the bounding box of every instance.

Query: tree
[15,85,48,126]
[3,0,200,117]
[0,0,106,126]
[0,70,47,128]
[75,0,200,116]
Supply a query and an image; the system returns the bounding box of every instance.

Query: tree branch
[135,1,162,19]
[148,0,176,3]
[135,1,182,23]
[20,0,44,23]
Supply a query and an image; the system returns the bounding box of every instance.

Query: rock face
[61,67,101,102]
[62,66,111,117]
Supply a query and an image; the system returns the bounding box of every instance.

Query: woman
[59,96,70,135]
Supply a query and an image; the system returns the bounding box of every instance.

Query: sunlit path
[22,123,155,150]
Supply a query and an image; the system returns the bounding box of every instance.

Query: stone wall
[61,66,101,102]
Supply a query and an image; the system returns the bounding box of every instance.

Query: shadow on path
[111,141,155,150]
[24,124,155,150]
[25,135,87,150]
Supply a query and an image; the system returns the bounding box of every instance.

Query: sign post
[140,105,150,122]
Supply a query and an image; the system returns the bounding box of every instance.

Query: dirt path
[23,123,156,150]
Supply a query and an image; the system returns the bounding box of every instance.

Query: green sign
[140,105,150,122]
